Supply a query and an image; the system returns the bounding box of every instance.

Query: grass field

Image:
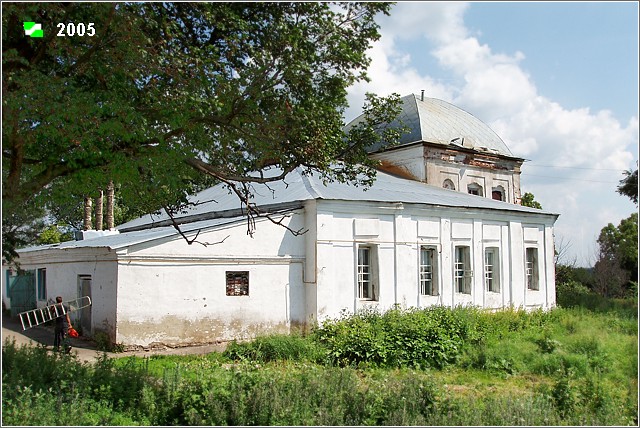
[2,288,637,425]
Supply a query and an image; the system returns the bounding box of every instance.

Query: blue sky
[345,1,639,266]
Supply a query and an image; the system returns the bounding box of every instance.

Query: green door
[9,271,36,316]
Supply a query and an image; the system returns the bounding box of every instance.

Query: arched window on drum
[467,182,483,196]
[492,185,506,201]
[443,179,456,190]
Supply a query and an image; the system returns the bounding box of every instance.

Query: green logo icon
[24,22,43,38]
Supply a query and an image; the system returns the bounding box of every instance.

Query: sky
[344,1,639,267]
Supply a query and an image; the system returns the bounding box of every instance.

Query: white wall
[6,248,119,337]
[115,261,303,346]
[114,212,307,347]
[313,200,557,324]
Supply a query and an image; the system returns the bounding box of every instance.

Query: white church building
[3,94,558,348]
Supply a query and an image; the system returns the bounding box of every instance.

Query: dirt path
[1,315,227,363]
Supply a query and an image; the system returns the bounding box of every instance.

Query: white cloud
[346,2,638,266]
[381,2,470,44]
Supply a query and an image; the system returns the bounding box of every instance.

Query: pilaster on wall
[513,166,523,205]
[508,220,525,308]
[304,200,317,284]
[501,224,511,306]
[439,218,453,306]
[472,219,484,305]
[544,225,556,308]
[304,200,318,324]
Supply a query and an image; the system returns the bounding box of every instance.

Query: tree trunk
[83,196,93,230]
[106,180,115,230]
[95,189,104,231]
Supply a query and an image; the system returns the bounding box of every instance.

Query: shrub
[557,280,596,308]
[312,306,471,369]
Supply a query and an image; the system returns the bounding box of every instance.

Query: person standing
[52,296,73,353]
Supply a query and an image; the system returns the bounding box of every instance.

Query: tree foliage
[2,2,404,261]
[521,192,542,209]
[617,168,638,205]
[595,212,638,297]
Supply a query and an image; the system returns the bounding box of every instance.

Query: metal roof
[17,216,247,252]
[346,94,515,158]
[18,167,557,254]
[117,166,557,231]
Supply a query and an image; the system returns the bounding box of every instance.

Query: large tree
[617,168,638,205]
[595,212,638,297]
[2,2,404,261]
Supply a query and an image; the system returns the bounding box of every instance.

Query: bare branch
[261,211,307,237]
[185,157,299,185]
[163,206,229,247]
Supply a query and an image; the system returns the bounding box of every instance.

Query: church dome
[348,93,515,158]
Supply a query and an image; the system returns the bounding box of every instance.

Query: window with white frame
[454,246,472,294]
[357,245,378,300]
[484,247,500,292]
[525,247,539,290]
[419,246,438,296]
[37,268,47,301]
[467,183,484,196]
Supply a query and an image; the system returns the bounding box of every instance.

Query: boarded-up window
[226,271,249,296]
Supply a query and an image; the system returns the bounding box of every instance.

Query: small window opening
[525,248,539,290]
[467,183,484,196]
[37,268,47,301]
[226,271,249,296]
[443,179,456,190]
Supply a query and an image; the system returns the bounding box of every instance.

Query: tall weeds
[2,298,637,426]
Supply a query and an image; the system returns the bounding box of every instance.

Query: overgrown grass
[3,296,638,426]
[223,333,325,364]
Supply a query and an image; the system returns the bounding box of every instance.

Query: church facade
[3,94,558,348]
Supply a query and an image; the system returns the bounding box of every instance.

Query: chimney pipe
[83,196,93,231]
[106,180,115,230]
[95,189,104,231]
[421,90,425,101]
